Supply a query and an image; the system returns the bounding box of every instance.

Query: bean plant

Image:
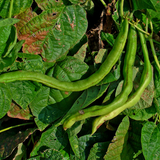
[0,0,160,159]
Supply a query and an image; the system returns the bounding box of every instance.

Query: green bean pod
[91,25,137,134]
[0,19,128,92]
[62,24,137,130]
[91,25,152,134]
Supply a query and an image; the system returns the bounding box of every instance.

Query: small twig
[152,39,160,45]
[128,21,150,36]
[149,38,160,71]
[0,122,34,134]
[100,0,107,8]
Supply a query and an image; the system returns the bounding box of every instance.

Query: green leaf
[30,125,68,157]
[53,56,89,82]
[29,86,50,130]
[3,25,17,58]
[134,1,160,34]
[81,0,94,14]
[112,0,130,30]
[59,149,70,160]
[94,49,108,64]
[7,102,33,120]
[36,88,80,127]
[35,0,64,10]
[122,66,155,120]
[0,25,11,45]
[71,132,110,159]
[17,53,45,73]
[134,1,160,33]
[14,143,27,160]
[102,80,120,103]
[0,24,18,57]
[112,2,120,31]
[104,116,130,160]
[69,34,88,56]
[30,57,87,130]
[0,40,24,72]
[69,135,80,158]
[98,61,121,86]
[129,121,143,151]
[132,0,156,11]
[8,81,39,109]
[16,4,88,62]
[67,121,85,158]
[0,128,36,159]
[123,105,156,121]
[69,134,91,159]
[147,9,160,33]
[61,83,109,122]
[87,142,110,160]
[29,148,69,160]
[101,32,115,47]
[153,97,160,115]
[0,0,33,18]
[41,149,64,159]
[150,0,160,12]
[73,42,88,61]
[69,0,82,4]
[0,83,12,119]
[28,156,41,160]
[0,18,20,27]
[154,59,160,98]
[43,5,88,62]
[141,122,160,160]
[128,120,145,159]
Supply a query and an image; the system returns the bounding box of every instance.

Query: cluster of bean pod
[62,18,152,134]
[0,17,152,134]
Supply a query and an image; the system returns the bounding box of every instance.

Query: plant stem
[149,38,160,71]
[0,122,34,133]
[152,39,160,45]
[128,0,133,11]
[9,0,14,18]
[119,0,124,18]
[133,150,143,159]
[150,20,154,37]
[100,0,107,7]
[128,21,150,36]
[145,17,148,33]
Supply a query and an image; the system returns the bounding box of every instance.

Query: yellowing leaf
[15,2,88,62]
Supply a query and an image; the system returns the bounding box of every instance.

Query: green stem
[154,114,159,124]
[119,0,124,18]
[152,39,160,45]
[128,21,150,36]
[133,150,143,159]
[100,0,107,7]
[9,0,14,18]
[150,20,154,37]
[145,17,148,33]
[128,0,133,12]
[149,38,160,71]
[0,122,34,133]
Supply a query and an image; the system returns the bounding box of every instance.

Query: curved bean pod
[0,19,128,92]
[63,24,137,130]
[91,25,152,134]
[92,25,137,134]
